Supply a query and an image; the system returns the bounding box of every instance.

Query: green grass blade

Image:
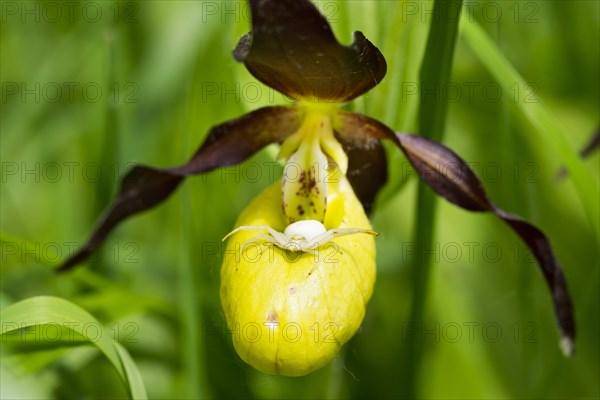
[461,19,600,237]
[115,343,149,400]
[402,1,464,399]
[0,296,147,399]
[419,2,464,142]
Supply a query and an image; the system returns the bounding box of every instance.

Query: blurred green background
[1,0,598,398]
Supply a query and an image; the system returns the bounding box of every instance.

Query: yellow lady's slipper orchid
[219,99,378,376]
[221,177,375,376]
[59,0,575,363]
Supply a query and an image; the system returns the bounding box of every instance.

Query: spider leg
[222,225,286,243]
[223,226,269,241]
[240,234,278,256]
[306,228,379,249]
[306,248,323,275]
[329,227,379,237]
[263,227,289,245]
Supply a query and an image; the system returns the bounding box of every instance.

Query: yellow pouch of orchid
[220,177,376,376]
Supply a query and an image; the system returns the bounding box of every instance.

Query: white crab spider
[222,219,378,255]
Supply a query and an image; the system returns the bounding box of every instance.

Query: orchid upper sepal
[235,0,387,103]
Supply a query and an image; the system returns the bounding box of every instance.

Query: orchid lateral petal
[578,128,600,159]
[492,207,576,356]
[555,127,600,180]
[336,111,576,355]
[335,112,395,213]
[57,167,184,272]
[234,0,386,102]
[334,132,388,214]
[395,133,490,211]
[397,133,577,355]
[58,106,301,272]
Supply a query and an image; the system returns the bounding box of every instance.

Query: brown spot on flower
[298,171,306,184]
[289,286,296,295]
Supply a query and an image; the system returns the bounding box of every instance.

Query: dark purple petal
[395,133,490,211]
[58,106,301,272]
[556,127,600,179]
[493,207,576,356]
[334,131,387,214]
[336,111,576,355]
[235,0,387,102]
[579,128,600,158]
[397,133,577,355]
[57,167,184,272]
[336,111,396,142]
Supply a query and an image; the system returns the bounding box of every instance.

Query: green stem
[401,1,464,398]
[403,183,438,398]
[177,94,208,399]
[324,352,347,399]
[90,26,119,274]
[178,186,206,398]
[99,26,119,213]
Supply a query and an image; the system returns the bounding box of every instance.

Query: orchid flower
[58,0,575,376]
